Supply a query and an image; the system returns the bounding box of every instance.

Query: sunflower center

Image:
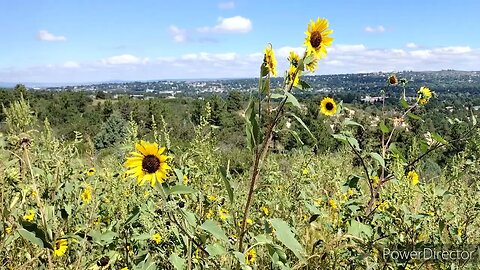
[310,31,322,48]
[326,102,334,111]
[142,155,161,174]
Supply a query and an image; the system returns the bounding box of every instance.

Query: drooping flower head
[288,51,300,68]
[287,65,300,87]
[305,56,319,72]
[304,18,334,59]
[320,97,337,116]
[388,74,398,85]
[124,141,171,187]
[263,44,277,77]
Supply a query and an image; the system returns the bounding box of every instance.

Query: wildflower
[31,190,37,199]
[219,208,229,220]
[287,65,300,87]
[5,227,12,234]
[144,191,150,198]
[328,198,337,210]
[347,188,355,197]
[407,171,419,186]
[237,218,253,227]
[206,209,214,219]
[23,209,35,221]
[86,168,96,176]
[207,195,217,202]
[120,268,129,270]
[377,200,389,212]
[388,74,398,85]
[371,176,380,186]
[304,17,334,59]
[81,185,93,204]
[264,44,277,76]
[261,206,269,216]
[417,86,432,105]
[314,198,322,206]
[182,175,189,185]
[124,140,171,187]
[302,168,309,175]
[288,51,300,67]
[151,233,162,244]
[305,56,318,72]
[320,97,337,116]
[54,239,68,256]
[245,248,257,265]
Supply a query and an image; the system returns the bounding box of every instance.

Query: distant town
[4,70,480,102]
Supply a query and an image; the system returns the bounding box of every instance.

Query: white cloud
[37,30,66,41]
[364,25,386,33]
[169,25,187,43]
[406,42,418,49]
[218,1,235,9]
[198,16,252,33]
[101,54,148,65]
[3,45,480,83]
[276,46,304,58]
[63,61,80,68]
[181,52,238,62]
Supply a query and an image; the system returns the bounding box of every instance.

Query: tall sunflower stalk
[238,18,333,251]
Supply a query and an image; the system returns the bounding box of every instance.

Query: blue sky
[1,0,480,83]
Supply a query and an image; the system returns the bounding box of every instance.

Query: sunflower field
[1,17,480,270]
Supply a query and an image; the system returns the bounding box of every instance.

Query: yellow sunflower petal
[135,142,148,155]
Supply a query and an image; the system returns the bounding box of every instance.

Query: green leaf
[288,112,315,142]
[379,121,390,133]
[270,93,285,99]
[344,119,365,130]
[400,97,409,109]
[245,99,260,152]
[219,166,234,204]
[199,220,229,242]
[91,231,118,245]
[431,133,448,145]
[304,202,321,215]
[174,169,184,184]
[124,206,141,225]
[205,243,227,257]
[169,252,186,270]
[260,77,270,94]
[287,130,303,145]
[167,185,197,195]
[285,93,300,108]
[370,152,385,168]
[270,218,305,260]
[135,258,157,270]
[407,112,423,121]
[348,220,373,239]
[347,137,361,151]
[343,175,360,189]
[20,221,52,249]
[299,80,312,90]
[17,228,44,248]
[472,110,477,126]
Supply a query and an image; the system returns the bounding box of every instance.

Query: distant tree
[226,91,243,112]
[95,91,106,99]
[94,113,128,149]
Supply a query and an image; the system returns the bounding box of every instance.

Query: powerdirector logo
[383,246,480,262]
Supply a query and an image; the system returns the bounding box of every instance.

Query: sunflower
[86,168,96,176]
[304,18,334,59]
[287,65,300,87]
[218,208,229,220]
[151,233,162,244]
[245,248,257,265]
[388,74,398,85]
[407,171,419,185]
[124,141,171,187]
[264,44,277,76]
[417,87,432,104]
[54,239,68,256]
[320,97,337,116]
[261,206,269,216]
[328,198,337,210]
[23,209,35,221]
[288,51,300,67]
[81,185,92,204]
